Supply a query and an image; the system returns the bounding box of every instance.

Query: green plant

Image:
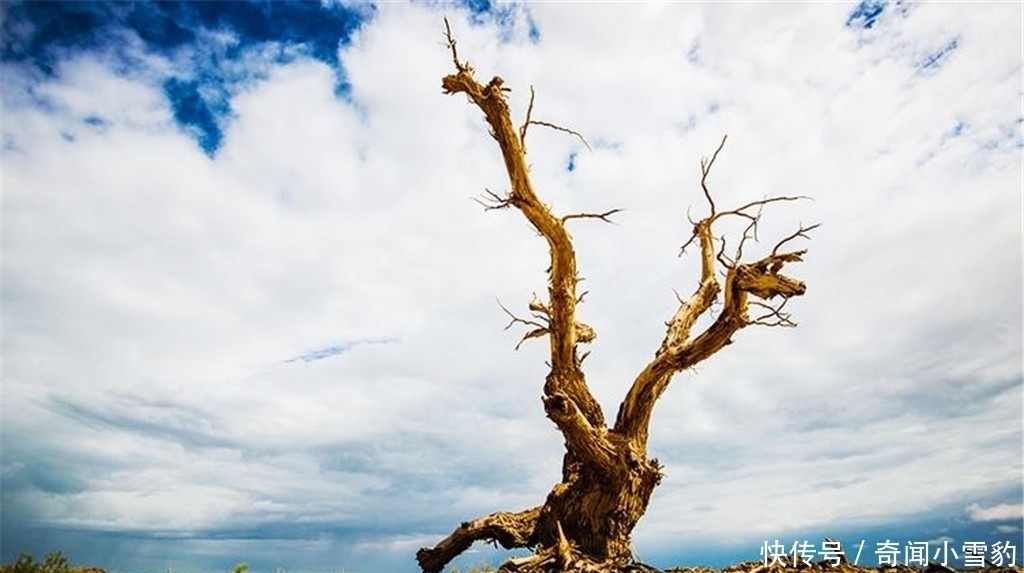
[232,562,250,573]
[6,552,71,573]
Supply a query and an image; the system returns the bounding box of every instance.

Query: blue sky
[1,1,1021,573]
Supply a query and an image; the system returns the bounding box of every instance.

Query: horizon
[1,2,1021,573]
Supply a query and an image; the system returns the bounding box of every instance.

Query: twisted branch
[441,18,606,428]
[614,137,815,447]
[416,506,541,573]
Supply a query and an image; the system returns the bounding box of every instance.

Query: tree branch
[710,195,810,226]
[473,188,515,211]
[518,86,591,156]
[561,208,623,224]
[614,138,814,447]
[499,300,550,350]
[443,18,470,75]
[416,506,541,573]
[519,86,536,152]
[442,22,605,429]
[772,222,821,256]
[700,135,727,216]
[525,120,592,152]
[749,299,797,327]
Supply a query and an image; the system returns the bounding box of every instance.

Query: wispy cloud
[285,339,394,363]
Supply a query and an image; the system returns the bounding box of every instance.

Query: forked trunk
[419,19,813,573]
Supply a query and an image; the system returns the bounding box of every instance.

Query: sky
[0,1,1022,573]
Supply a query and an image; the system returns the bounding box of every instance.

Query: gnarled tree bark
[418,20,817,573]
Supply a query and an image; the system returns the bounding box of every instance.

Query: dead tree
[417,21,817,573]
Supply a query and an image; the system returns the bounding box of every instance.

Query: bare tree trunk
[418,20,816,573]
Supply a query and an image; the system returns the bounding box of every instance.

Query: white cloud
[967,503,1024,523]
